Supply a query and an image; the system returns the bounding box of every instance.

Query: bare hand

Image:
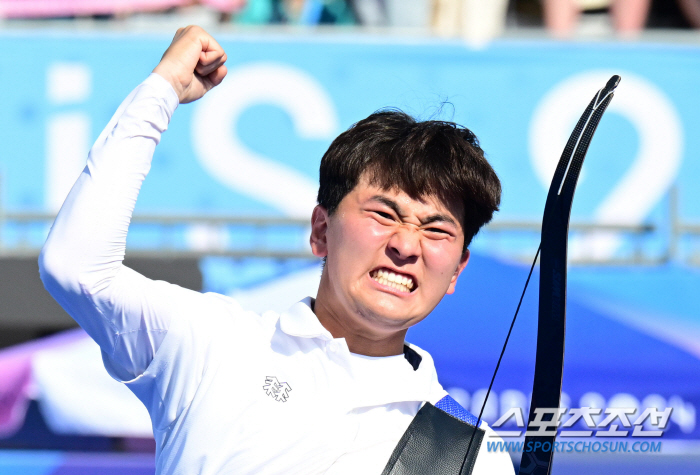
[153,26,227,104]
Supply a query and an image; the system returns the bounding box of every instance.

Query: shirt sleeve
[38,73,211,384]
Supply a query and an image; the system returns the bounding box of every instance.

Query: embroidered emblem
[263,376,292,402]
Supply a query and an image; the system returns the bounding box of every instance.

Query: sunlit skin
[310,174,470,357]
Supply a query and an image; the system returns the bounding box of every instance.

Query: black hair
[317,109,501,250]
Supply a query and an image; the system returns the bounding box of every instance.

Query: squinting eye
[426,228,450,235]
[375,211,393,220]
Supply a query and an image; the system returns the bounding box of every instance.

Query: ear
[309,205,329,258]
[446,249,470,295]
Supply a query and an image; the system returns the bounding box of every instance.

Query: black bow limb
[520,74,620,475]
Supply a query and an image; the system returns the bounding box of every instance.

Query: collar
[277,298,443,406]
[278,297,334,340]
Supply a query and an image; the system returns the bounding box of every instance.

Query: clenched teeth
[370,269,415,293]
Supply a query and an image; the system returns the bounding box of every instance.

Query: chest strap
[382,396,484,475]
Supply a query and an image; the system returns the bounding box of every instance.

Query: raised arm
[38,26,227,381]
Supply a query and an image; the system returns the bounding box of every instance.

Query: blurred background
[0,0,699,474]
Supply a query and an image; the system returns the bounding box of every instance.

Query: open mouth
[370,268,416,294]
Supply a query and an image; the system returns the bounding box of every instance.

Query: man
[39,26,514,474]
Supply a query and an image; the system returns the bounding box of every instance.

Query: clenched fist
[153,26,227,104]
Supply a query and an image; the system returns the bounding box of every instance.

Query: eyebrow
[369,195,458,228]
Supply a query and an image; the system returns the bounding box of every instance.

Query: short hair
[317,109,501,250]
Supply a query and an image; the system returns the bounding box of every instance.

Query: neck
[312,292,407,358]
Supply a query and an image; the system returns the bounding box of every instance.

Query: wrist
[152,66,184,103]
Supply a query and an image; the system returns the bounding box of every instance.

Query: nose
[387,226,420,261]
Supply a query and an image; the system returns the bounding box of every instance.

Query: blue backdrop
[2,33,699,238]
[0,30,698,451]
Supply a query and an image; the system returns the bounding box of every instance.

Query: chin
[357,300,420,329]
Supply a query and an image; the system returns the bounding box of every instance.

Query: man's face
[310,175,470,337]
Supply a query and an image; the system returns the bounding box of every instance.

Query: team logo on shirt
[263,376,292,402]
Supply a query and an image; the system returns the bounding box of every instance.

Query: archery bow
[463,75,621,475]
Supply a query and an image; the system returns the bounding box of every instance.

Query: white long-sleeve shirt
[39,73,514,475]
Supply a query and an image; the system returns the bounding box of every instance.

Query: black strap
[382,403,484,475]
